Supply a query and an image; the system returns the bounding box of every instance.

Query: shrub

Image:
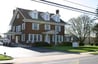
[79,43,84,46]
[90,43,94,46]
[95,43,98,46]
[32,42,52,47]
[58,42,72,46]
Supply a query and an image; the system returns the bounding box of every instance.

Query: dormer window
[41,12,50,21]
[51,14,60,22]
[29,10,38,19]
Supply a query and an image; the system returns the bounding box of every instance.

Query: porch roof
[4,32,22,35]
[42,30,58,34]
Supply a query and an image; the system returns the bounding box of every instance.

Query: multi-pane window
[16,25,21,32]
[29,10,38,19]
[45,24,50,30]
[22,23,25,30]
[44,12,50,21]
[28,34,42,43]
[51,14,60,22]
[21,34,25,41]
[12,26,15,32]
[55,25,61,32]
[55,15,60,22]
[32,23,39,30]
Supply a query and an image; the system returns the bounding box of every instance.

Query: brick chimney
[56,9,59,14]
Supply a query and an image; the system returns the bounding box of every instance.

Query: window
[22,23,25,30]
[29,10,38,19]
[55,15,60,22]
[45,24,50,30]
[52,35,55,42]
[21,34,25,41]
[12,26,15,32]
[28,34,42,42]
[32,23,39,30]
[16,25,21,32]
[55,25,61,32]
[51,14,60,22]
[44,12,50,21]
[45,15,50,21]
[28,34,32,41]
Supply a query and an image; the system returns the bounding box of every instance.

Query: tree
[93,23,98,45]
[67,15,93,44]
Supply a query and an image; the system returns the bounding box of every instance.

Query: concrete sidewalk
[0,53,93,64]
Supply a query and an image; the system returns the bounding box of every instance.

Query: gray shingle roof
[18,8,67,24]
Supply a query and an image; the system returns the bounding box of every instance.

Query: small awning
[42,30,58,34]
[4,32,22,35]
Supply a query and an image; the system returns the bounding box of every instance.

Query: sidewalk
[0,53,93,64]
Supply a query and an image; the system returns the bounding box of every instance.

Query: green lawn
[0,54,13,60]
[90,52,98,55]
[46,46,98,53]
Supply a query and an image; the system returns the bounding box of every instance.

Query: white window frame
[22,23,25,30]
[12,26,15,32]
[21,34,25,41]
[32,23,39,30]
[55,25,61,32]
[55,15,60,22]
[29,10,38,19]
[45,24,50,30]
[44,12,50,21]
[51,14,60,22]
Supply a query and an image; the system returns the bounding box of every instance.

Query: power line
[31,0,96,15]
[64,0,95,10]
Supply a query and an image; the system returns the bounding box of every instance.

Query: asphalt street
[28,55,98,64]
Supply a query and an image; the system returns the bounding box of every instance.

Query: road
[25,55,98,64]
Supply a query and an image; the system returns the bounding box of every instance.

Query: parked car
[3,38,11,46]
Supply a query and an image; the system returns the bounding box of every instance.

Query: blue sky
[0,0,98,35]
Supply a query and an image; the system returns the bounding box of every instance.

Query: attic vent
[29,10,38,19]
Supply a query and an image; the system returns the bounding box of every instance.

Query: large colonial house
[5,8,67,45]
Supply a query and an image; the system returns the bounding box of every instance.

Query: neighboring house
[5,8,67,45]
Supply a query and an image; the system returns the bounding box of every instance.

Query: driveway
[0,46,67,58]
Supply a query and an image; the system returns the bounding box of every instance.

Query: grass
[0,54,13,60]
[90,52,98,55]
[46,46,98,53]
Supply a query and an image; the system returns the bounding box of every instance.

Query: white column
[55,35,57,45]
[32,34,34,43]
[16,36,18,43]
